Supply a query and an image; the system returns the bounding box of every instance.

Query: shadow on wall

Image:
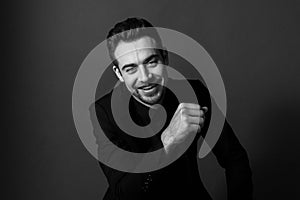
[197,92,300,200]
[252,95,300,199]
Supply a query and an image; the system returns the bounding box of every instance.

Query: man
[92,17,253,199]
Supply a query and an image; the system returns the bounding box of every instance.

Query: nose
[138,65,151,82]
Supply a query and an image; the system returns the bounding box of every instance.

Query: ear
[161,48,169,65]
[112,66,124,82]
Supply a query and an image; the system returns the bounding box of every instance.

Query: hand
[161,103,207,153]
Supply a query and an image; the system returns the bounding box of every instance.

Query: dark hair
[106,17,163,67]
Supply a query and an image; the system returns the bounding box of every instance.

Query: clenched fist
[161,103,207,153]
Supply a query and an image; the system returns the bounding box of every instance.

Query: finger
[178,103,200,110]
[190,124,201,133]
[201,107,208,113]
[187,116,204,125]
[183,107,207,117]
[185,109,202,117]
[175,103,200,116]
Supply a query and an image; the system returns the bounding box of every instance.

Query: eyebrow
[143,54,159,64]
[121,63,136,71]
[121,54,160,71]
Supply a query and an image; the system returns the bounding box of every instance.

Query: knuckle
[199,110,204,116]
[189,125,198,133]
[198,127,202,132]
[181,115,188,122]
[179,103,185,109]
[180,108,187,115]
[199,117,204,124]
[183,120,189,126]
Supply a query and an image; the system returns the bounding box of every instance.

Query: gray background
[8,0,300,199]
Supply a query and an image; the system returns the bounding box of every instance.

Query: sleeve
[90,102,158,199]
[212,119,254,200]
[194,80,253,199]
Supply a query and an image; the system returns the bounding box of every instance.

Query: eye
[147,58,159,67]
[125,67,137,74]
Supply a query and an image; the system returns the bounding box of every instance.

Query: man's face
[113,36,168,105]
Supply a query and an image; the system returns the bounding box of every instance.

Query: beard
[129,74,165,106]
[135,83,164,105]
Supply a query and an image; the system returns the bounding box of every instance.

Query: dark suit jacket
[91,79,253,200]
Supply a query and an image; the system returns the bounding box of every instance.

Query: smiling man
[92,17,253,200]
[112,35,167,106]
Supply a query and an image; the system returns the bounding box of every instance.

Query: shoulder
[93,82,125,111]
[88,89,115,128]
[91,83,126,125]
[94,91,113,110]
[168,78,208,91]
[167,78,210,105]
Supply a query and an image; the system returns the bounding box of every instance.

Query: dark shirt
[92,79,253,200]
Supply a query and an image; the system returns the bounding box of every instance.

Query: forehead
[114,36,158,66]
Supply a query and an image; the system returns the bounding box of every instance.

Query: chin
[132,82,165,105]
[140,91,162,105]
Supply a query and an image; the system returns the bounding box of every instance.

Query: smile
[141,85,155,90]
[138,84,159,94]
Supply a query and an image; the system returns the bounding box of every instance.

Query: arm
[91,102,163,199]
[160,102,207,155]
[191,79,253,199]
[212,119,253,200]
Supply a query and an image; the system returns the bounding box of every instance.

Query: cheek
[151,65,164,76]
[123,75,137,88]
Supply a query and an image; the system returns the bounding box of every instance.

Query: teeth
[141,85,155,90]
